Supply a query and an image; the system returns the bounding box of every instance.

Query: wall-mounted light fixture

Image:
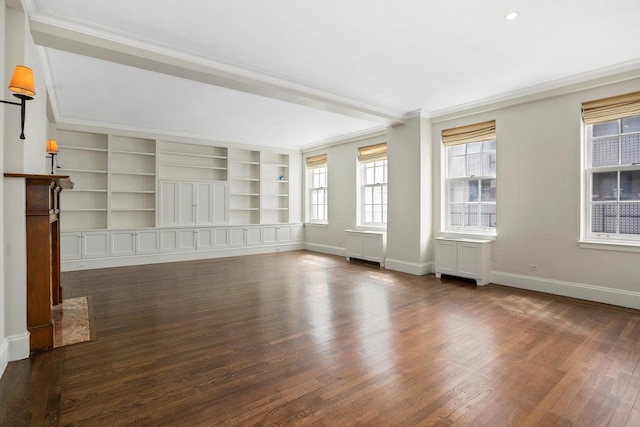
[0,65,36,140]
[46,139,59,174]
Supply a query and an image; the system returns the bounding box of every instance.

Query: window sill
[355,225,387,232]
[439,230,497,241]
[579,240,640,253]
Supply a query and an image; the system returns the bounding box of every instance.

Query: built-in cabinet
[345,230,387,267]
[56,128,300,271]
[158,180,227,227]
[434,237,493,285]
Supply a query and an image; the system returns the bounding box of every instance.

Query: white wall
[386,116,433,274]
[0,0,7,377]
[303,133,386,256]
[432,76,640,308]
[2,4,49,376]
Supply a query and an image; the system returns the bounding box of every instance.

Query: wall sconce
[0,65,36,140]
[46,139,59,174]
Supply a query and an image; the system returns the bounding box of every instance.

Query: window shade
[441,120,496,146]
[305,153,327,168]
[358,142,387,162]
[581,91,640,124]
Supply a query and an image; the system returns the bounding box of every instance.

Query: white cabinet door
[159,180,178,226]
[277,226,292,243]
[179,230,197,251]
[291,224,304,242]
[195,182,213,226]
[213,228,229,249]
[82,231,109,259]
[345,233,364,258]
[197,228,229,250]
[247,227,262,246]
[159,229,179,252]
[458,242,482,278]
[179,182,196,226]
[229,227,246,247]
[137,230,159,254]
[110,231,136,256]
[262,226,278,244]
[434,239,457,275]
[61,232,82,261]
[363,235,384,260]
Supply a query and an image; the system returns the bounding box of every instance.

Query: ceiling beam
[29,19,405,127]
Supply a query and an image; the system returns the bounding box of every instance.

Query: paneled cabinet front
[159,180,227,227]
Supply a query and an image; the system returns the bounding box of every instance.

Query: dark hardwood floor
[2,250,640,426]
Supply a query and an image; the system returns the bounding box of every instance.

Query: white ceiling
[20,0,640,150]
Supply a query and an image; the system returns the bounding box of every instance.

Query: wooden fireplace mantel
[4,173,74,351]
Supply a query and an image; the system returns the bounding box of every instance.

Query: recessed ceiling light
[505,11,519,20]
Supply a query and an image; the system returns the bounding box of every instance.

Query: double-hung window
[358,143,387,226]
[442,121,497,232]
[306,154,328,223]
[582,92,640,243]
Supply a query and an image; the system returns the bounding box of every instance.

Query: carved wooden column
[4,173,73,351]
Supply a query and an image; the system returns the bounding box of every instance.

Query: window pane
[449,204,463,226]
[450,156,464,178]
[593,120,618,137]
[480,203,496,227]
[621,171,640,201]
[620,203,640,234]
[622,115,640,133]
[364,206,373,223]
[467,142,482,154]
[592,172,618,201]
[467,154,481,176]
[482,152,497,176]
[592,136,619,167]
[592,203,617,233]
[466,181,479,202]
[450,181,464,203]
[465,204,480,227]
[483,139,496,151]
[450,145,465,156]
[621,133,640,165]
[373,187,382,204]
[365,187,372,204]
[365,166,374,184]
[481,179,496,202]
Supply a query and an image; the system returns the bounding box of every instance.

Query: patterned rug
[52,296,93,348]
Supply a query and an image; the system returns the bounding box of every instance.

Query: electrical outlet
[528,264,538,271]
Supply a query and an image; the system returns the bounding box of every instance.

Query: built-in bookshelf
[58,130,109,230]
[261,152,289,224]
[157,141,228,181]
[109,136,156,229]
[229,149,261,224]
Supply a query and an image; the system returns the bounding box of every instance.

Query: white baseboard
[491,271,640,310]
[304,242,346,257]
[62,243,305,271]
[0,332,30,380]
[385,258,434,275]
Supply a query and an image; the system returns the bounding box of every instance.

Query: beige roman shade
[357,142,387,162]
[306,153,327,169]
[441,120,496,146]
[581,91,640,124]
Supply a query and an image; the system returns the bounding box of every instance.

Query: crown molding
[300,126,387,153]
[430,60,640,123]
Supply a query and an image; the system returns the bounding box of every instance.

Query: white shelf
[63,208,108,212]
[111,150,155,156]
[59,169,108,174]
[158,151,226,160]
[230,208,260,211]
[58,145,108,153]
[232,160,260,165]
[111,208,155,212]
[111,190,155,194]
[161,163,227,171]
[111,171,156,176]
[69,189,108,193]
[263,208,289,211]
[232,178,260,182]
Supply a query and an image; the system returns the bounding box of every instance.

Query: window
[583,92,640,242]
[358,143,387,226]
[442,121,496,232]
[306,154,328,223]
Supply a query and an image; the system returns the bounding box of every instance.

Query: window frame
[360,159,388,227]
[444,139,497,233]
[308,165,328,224]
[583,114,640,243]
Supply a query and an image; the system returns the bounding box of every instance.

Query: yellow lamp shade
[9,65,36,97]
[46,139,59,153]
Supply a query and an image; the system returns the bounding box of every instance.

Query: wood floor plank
[2,250,640,426]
